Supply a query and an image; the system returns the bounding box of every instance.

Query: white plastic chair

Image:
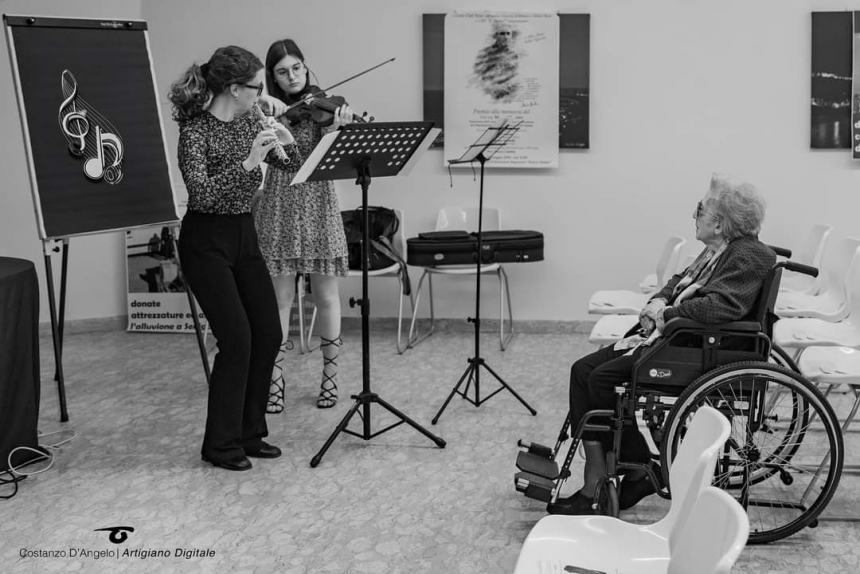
[512,406,731,574]
[588,238,687,345]
[639,236,687,294]
[799,345,860,464]
[297,208,414,354]
[775,237,860,321]
[779,224,832,294]
[774,241,860,359]
[408,206,513,351]
[666,487,749,574]
[588,236,686,315]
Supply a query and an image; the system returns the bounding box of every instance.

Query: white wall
[2,0,859,324]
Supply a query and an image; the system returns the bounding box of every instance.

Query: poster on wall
[423,13,589,150]
[444,12,559,168]
[811,12,853,149]
[126,225,206,333]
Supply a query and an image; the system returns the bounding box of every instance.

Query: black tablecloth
[0,257,40,471]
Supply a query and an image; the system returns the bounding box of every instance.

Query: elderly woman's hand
[641,298,666,321]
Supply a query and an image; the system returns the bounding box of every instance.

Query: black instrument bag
[406,230,544,266]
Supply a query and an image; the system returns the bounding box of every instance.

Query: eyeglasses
[242,83,264,96]
[693,201,720,222]
[274,62,306,79]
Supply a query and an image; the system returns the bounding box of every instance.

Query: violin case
[406,230,544,266]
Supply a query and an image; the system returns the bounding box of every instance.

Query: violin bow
[284,57,396,112]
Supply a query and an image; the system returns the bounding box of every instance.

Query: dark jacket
[653,236,776,324]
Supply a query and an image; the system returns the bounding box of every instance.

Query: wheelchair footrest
[514,471,556,502]
[516,451,560,480]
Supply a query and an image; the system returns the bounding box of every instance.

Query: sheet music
[448,120,522,164]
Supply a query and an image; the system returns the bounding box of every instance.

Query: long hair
[264,39,310,104]
[168,45,263,123]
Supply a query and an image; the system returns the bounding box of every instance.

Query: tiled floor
[2,326,859,573]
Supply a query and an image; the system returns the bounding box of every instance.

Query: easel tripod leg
[173,231,211,385]
[43,246,69,422]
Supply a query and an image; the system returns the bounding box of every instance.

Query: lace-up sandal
[266,342,288,413]
[317,335,342,408]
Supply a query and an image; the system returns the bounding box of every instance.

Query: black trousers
[569,344,651,463]
[179,212,282,460]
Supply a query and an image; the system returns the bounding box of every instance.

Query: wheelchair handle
[779,260,819,277]
[767,245,792,258]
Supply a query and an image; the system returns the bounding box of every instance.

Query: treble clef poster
[4,16,178,239]
[444,11,559,168]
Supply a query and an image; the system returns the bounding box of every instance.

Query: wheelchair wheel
[770,343,800,373]
[660,361,843,544]
[595,476,619,517]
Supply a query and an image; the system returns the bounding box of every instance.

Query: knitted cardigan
[653,236,776,324]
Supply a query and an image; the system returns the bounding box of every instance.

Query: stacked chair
[587,236,686,346]
[774,234,860,517]
[775,236,860,322]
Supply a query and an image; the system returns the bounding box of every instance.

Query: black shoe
[546,491,595,516]
[619,470,659,510]
[201,454,252,471]
[244,442,282,459]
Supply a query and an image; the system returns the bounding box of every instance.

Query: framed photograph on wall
[423,13,589,149]
[811,12,852,149]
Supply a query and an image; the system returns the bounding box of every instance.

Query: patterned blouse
[178,111,300,215]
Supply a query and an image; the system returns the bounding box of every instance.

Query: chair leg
[498,265,514,351]
[395,270,416,355]
[407,270,435,349]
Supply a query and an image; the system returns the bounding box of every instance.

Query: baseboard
[38,316,127,337]
[39,316,596,336]
[340,317,595,335]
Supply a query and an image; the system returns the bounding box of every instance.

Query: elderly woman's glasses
[693,201,720,222]
[242,83,264,96]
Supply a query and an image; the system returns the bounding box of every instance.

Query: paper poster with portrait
[444,12,559,168]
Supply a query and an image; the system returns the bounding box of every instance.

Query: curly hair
[706,174,767,240]
[168,45,263,123]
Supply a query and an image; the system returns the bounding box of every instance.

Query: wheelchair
[515,258,844,544]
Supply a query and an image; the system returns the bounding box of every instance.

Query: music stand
[431,121,536,424]
[293,121,447,467]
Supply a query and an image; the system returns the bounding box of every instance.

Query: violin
[283,87,371,127]
[281,57,395,127]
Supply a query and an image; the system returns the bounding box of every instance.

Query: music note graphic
[59,70,88,156]
[57,69,125,185]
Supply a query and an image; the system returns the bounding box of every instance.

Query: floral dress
[253,116,349,277]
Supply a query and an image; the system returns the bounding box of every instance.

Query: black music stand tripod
[292,122,446,467]
[432,121,536,424]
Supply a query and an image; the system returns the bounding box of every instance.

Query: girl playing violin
[253,39,355,411]
[169,45,300,470]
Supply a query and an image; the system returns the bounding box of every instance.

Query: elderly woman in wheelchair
[553,175,775,515]
[516,174,844,543]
